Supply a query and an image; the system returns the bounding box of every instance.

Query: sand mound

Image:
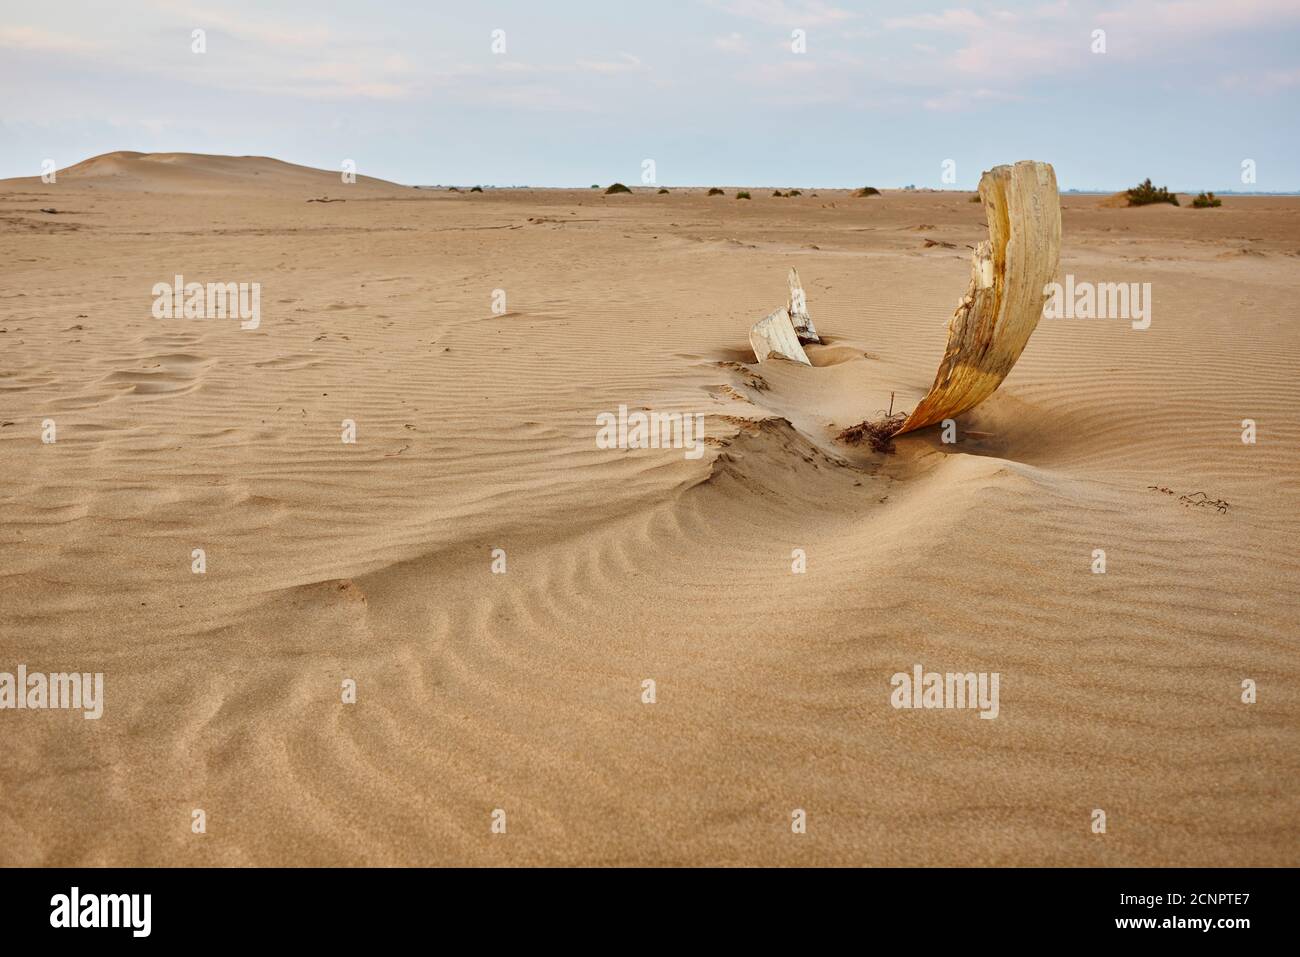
[1099,190,1190,209]
[0,151,409,195]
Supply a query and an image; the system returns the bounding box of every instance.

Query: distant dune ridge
[0,151,1297,867]
[2,150,409,195]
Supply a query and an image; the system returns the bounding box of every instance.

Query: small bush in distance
[1126,178,1179,207]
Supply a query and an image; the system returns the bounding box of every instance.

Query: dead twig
[1179,491,1229,514]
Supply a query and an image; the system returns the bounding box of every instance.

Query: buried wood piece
[788,268,820,343]
[896,160,1060,434]
[747,160,1059,437]
[747,268,822,365]
[749,304,810,364]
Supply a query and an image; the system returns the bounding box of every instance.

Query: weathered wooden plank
[788,268,820,343]
[749,304,811,365]
[896,160,1060,433]
[748,268,819,364]
[746,161,1059,437]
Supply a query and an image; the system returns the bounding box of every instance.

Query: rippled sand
[1,154,1296,865]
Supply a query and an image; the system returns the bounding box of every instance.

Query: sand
[0,154,1296,866]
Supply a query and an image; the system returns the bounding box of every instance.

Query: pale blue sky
[2,0,1297,190]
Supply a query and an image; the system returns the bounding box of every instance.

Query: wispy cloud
[1220,67,1300,92]
[157,2,334,47]
[713,0,858,27]
[0,25,100,53]
[922,87,1025,112]
[576,52,645,74]
[1098,0,1300,33]
[885,9,988,32]
[714,32,751,53]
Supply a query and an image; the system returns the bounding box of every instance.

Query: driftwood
[747,160,1061,439]
[748,269,820,364]
[786,268,819,342]
[898,161,1060,433]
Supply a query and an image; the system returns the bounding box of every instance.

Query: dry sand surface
[1,153,1297,866]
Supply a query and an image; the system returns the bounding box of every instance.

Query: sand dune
[0,155,1296,866]
[3,151,409,195]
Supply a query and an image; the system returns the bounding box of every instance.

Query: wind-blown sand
[1,154,1296,866]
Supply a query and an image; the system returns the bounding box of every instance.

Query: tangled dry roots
[837,413,907,453]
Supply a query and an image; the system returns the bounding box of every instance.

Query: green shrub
[707,187,724,196]
[788,189,802,196]
[470,185,483,193]
[605,182,632,194]
[736,190,751,199]
[1192,191,1222,208]
[657,187,669,194]
[773,190,785,197]
[1126,178,1178,207]
[854,186,881,197]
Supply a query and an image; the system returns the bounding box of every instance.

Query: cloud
[1098,0,1300,33]
[885,9,988,32]
[287,62,418,99]
[1220,67,1300,92]
[713,32,750,53]
[274,80,412,100]
[949,29,1077,80]
[473,85,602,113]
[576,53,644,74]
[0,25,99,53]
[159,2,334,48]
[713,0,858,27]
[922,87,1025,112]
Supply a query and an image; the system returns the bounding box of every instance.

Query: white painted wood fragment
[788,269,820,343]
[749,269,820,364]
[749,304,811,365]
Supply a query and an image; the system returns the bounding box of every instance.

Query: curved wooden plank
[896,160,1060,434]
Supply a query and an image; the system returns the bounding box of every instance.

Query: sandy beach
[0,153,1296,866]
